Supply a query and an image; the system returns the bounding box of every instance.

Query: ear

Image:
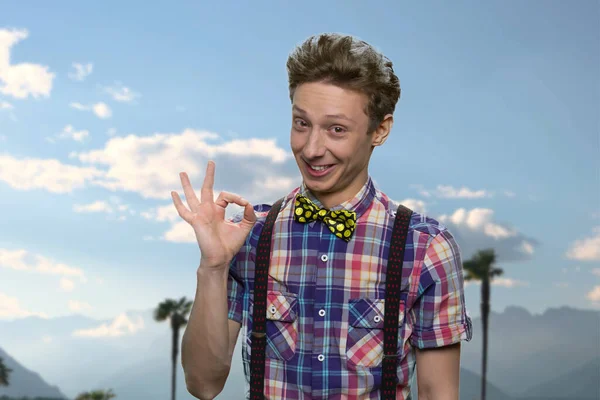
[371,114,393,146]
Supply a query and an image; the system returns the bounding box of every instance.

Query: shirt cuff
[411,316,473,349]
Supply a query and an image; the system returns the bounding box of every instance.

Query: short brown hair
[286,33,401,134]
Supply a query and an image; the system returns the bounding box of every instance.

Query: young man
[173,33,472,400]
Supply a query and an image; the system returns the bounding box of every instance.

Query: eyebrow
[292,105,356,123]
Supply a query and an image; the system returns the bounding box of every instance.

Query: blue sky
[0,0,598,330]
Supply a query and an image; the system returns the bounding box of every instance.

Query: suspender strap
[249,198,284,400]
[381,204,413,399]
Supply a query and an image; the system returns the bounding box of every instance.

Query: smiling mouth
[309,164,333,171]
[303,160,335,176]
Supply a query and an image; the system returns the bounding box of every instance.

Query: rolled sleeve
[410,228,473,349]
[226,211,246,324]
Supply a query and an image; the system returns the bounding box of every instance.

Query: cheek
[290,133,304,153]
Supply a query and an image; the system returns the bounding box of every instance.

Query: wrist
[197,262,229,279]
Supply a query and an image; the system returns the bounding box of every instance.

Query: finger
[215,191,248,209]
[179,172,201,211]
[201,161,215,204]
[171,191,193,222]
[240,202,257,227]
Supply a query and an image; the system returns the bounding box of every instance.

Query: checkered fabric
[227,176,473,399]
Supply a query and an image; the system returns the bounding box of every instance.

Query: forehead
[292,82,368,119]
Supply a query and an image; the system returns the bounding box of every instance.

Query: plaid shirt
[227,176,472,399]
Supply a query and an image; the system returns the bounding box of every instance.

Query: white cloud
[102,82,140,103]
[464,277,529,288]
[0,101,13,110]
[411,184,491,199]
[68,62,93,81]
[69,101,112,119]
[69,300,92,312]
[73,199,133,221]
[440,208,516,239]
[492,277,529,288]
[73,200,114,214]
[72,313,144,338]
[49,124,89,143]
[93,102,111,118]
[435,185,491,199]
[396,198,427,214]
[69,129,295,200]
[566,226,600,261]
[438,207,538,262]
[0,248,86,281]
[0,154,105,194]
[591,268,600,277]
[163,221,196,243]
[586,285,600,303]
[503,190,516,198]
[107,128,117,136]
[0,28,54,99]
[0,292,48,320]
[554,282,569,288]
[41,335,53,343]
[141,203,179,223]
[60,278,75,292]
[69,102,88,110]
[520,240,534,255]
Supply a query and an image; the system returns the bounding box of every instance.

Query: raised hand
[171,161,257,270]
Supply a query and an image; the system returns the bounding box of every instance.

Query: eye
[331,126,346,134]
[293,118,308,129]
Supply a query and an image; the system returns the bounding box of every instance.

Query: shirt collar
[296,176,376,219]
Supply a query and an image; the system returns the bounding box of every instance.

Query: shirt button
[318,309,326,317]
[374,315,382,323]
[320,254,328,262]
[270,306,276,314]
[317,354,325,362]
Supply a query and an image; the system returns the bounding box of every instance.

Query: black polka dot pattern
[294,194,357,242]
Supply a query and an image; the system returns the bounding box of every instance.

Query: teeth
[310,165,330,171]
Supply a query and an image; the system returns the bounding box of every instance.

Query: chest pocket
[345,297,406,369]
[246,290,299,362]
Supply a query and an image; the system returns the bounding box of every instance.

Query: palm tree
[74,389,116,400]
[154,297,193,400]
[463,248,504,400]
[0,357,11,386]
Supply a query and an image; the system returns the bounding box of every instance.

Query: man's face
[290,81,389,208]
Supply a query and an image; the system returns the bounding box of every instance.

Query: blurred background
[0,1,598,399]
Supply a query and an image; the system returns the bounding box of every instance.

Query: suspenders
[249,198,413,399]
[249,197,285,400]
[381,204,413,399]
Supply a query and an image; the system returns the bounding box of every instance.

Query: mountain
[460,305,600,397]
[0,310,167,398]
[1,305,598,399]
[0,347,66,399]
[521,357,600,399]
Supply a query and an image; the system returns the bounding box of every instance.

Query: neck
[308,173,369,209]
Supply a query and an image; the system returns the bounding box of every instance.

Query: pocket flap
[265,291,298,322]
[348,298,385,329]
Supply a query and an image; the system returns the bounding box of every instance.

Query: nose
[302,129,326,160]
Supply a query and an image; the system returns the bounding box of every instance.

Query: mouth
[303,160,335,177]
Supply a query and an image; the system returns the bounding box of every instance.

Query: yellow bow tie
[293,194,357,242]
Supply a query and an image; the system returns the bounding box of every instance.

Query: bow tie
[293,194,357,242]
